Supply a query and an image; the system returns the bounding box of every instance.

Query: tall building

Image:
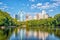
[15,14,19,20]
[18,10,24,21]
[15,10,24,21]
[34,13,40,20]
[34,13,43,20]
[34,10,49,20]
[26,14,29,21]
[41,10,49,19]
[15,10,49,21]
[26,14,32,21]
[33,13,36,20]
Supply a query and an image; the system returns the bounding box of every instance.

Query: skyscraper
[42,10,49,19]
[15,10,49,21]
[15,14,19,20]
[18,10,24,21]
[26,14,32,21]
[33,10,49,20]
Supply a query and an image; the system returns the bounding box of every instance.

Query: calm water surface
[9,28,60,40]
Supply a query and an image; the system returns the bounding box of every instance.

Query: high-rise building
[15,10,49,21]
[34,13,40,20]
[18,10,24,21]
[26,14,29,21]
[26,14,32,21]
[15,10,24,21]
[42,10,49,19]
[15,14,19,20]
[33,10,49,20]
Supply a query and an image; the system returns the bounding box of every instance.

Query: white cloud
[41,5,50,9]
[52,2,60,7]
[4,4,7,5]
[41,2,50,9]
[0,7,5,10]
[37,3,42,6]
[30,2,50,9]
[45,2,50,5]
[0,2,14,11]
[49,9,54,12]
[30,1,60,10]
[11,8,14,9]
[31,2,50,9]
[3,6,8,8]
[0,5,8,10]
[0,2,8,9]
[29,0,35,2]
[27,4,29,6]
[0,2,8,6]
[36,3,42,9]
[0,2,3,4]
[50,0,60,7]
[31,4,36,9]
[51,0,60,2]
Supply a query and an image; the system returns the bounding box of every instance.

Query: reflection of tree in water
[8,28,60,40]
[0,28,14,40]
[3,28,9,37]
[54,30,60,38]
[14,28,21,40]
[15,28,19,37]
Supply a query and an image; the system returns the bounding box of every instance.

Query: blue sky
[0,0,60,17]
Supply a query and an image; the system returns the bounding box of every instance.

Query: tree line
[26,13,60,27]
[0,10,60,28]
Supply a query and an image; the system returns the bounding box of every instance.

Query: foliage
[54,14,60,26]
[26,14,60,27]
[0,10,20,27]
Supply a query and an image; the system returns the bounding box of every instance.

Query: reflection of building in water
[26,10,49,21]
[26,30,49,40]
[39,31,49,40]
[34,31,37,37]
[34,31,39,37]
[27,30,33,37]
[26,30,29,37]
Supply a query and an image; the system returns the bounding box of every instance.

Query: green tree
[54,14,60,26]
[0,10,19,27]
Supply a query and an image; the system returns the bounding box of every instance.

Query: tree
[54,14,60,26]
[0,10,18,27]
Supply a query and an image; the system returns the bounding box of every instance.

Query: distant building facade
[15,10,24,21]
[19,10,24,21]
[26,10,49,21]
[15,10,49,21]
[15,14,19,20]
[26,14,32,21]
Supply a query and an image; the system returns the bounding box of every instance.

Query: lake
[8,28,60,40]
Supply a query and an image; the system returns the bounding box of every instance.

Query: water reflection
[9,28,60,40]
[26,30,49,40]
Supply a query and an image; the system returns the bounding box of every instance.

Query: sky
[0,0,60,18]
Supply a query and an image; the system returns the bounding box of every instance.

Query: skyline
[15,10,49,21]
[0,0,60,18]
